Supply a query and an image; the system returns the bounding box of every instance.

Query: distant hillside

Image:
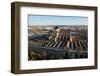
[29,25,87,27]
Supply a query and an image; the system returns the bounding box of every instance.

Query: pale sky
[28,15,88,26]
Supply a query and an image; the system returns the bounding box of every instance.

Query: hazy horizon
[29,24,88,26]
